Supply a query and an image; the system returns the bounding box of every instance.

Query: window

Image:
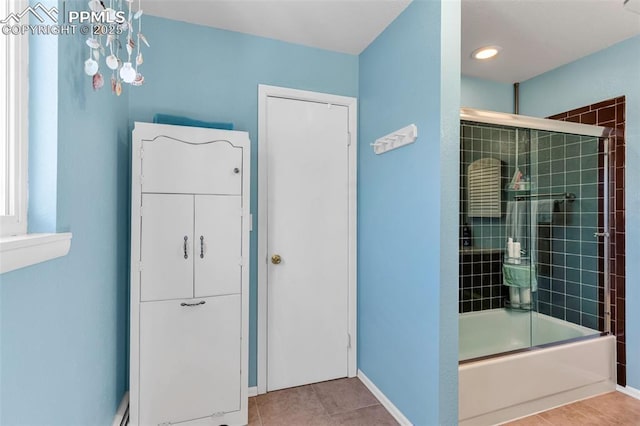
[0,1,71,274]
[1,1,29,237]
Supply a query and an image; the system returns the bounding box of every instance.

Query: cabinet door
[194,195,242,297]
[142,137,243,195]
[140,194,194,301]
[139,295,241,426]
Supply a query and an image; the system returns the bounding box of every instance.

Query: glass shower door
[529,130,607,347]
[459,114,611,363]
[459,122,534,360]
[502,127,535,353]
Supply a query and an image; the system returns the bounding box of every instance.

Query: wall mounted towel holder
[371,124,418,155]
[514,192,576,203]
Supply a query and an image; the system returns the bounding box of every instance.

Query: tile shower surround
[533,131,601,330]
[459,123,530,313]
[458,98,626,385]
[459,121,606,336]
[548,96,626,386]
[459,250,506,313]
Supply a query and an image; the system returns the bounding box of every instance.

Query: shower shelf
[504,186,532,194]
[505,184,533,192]
[504,300,532,311]
[504,257,531,265]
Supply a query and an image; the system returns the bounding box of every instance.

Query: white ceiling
[462,0,640,83]
[143,0,411,55]
[144,0,640,83]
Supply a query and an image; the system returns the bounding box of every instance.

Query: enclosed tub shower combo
[458,108,616,425]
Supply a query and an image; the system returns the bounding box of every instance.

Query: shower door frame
[460,107,613,336]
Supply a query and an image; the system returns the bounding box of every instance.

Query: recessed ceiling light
[472,46,502,60]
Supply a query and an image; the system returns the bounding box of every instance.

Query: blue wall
[1,5,463,424]
[438,1,461,419]
[518,35,640,390]
[0,2,130,423]
[461,75,513,112]
[128,16,359,387]
[358,1,459,424]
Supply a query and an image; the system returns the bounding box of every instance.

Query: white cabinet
[139,295,241,426]
[140,194,242,301]
[194,195,242,298]
[141,135,243,195]
[140,194,194,301]
[130,122,250,426]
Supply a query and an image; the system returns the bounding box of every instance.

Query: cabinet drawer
[142,137,243,195]
[139,295,241,426]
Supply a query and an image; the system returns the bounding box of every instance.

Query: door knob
[271,254,282,265]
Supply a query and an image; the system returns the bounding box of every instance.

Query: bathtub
[459,308,616,425]
[460,308,601,361]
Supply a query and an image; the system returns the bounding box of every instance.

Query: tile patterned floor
[250,381,640,426]
[505,391,640,426]
[249,377,399,426]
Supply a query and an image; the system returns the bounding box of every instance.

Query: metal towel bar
[514,192,576,203]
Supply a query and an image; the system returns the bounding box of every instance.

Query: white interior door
[195,195,242,297]
[140,194,194,301]
[266,96,350,391]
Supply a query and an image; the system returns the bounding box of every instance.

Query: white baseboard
[617,385,640,400]
[112,391,129,426]
[357,370,412,426]
[248,386,258,397]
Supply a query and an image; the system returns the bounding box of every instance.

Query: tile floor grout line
[254,398,264,426]
[309,382,332,417]
[537,414,554,425]
[576,397,617,423]
[328,401,383,418]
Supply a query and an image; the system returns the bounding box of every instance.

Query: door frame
[257,84,357,394]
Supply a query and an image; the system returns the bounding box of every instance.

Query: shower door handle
[593,231,609,238]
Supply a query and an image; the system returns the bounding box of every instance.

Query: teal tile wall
[547,96,626,385]
[459,122,531,312]
[460,121,605,324]
[460,122,529,251]
[533,131,603,329]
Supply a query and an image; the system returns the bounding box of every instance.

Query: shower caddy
[129,122,250,426]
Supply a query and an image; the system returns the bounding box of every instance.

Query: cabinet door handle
[183,236,188,259]
[200,235,204,259]
[180,300,206,307]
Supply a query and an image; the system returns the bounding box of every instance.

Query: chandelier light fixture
[83,0,149,95]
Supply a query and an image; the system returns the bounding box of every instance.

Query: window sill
[0,233,72,274]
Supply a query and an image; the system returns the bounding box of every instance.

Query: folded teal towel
[503,263,538,291]
[153,113,234,130]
